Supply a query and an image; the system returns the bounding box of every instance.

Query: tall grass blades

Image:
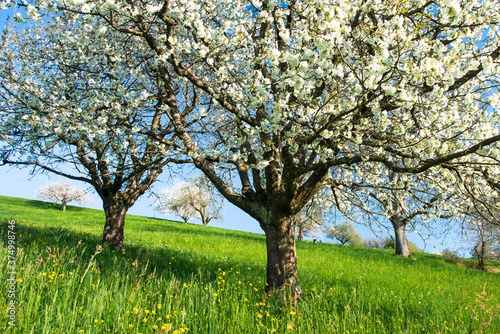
[0,195,499,333]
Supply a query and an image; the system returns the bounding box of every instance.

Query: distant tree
[294,191,327,241]
[464,215,500,270]
[457,173,500,269]
[362,238,384,249]
[155,176,223,226]
[155,182,196,223]
[442,248,462,265]
[328,168,455,258]
[325,222,362,246]
[37,182,92,211]
[470,222,500,269]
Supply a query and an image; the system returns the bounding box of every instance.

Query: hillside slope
[0,195,499,333]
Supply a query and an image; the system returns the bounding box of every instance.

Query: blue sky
[0,6,464,255]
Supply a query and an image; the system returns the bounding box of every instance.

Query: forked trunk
[102,197,129,250]
[391,219,411,257]
[262,217,302,295]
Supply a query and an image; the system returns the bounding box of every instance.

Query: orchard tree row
[1,0,499,293]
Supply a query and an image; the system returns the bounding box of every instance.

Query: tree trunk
[476,229,486,270]
[102,196,129,250]
[199,210,208,226]
[297,226,304,241]
[262,217,302,295]
[475,243,485,270]
[391,219,411,257]
[61,202,67,211]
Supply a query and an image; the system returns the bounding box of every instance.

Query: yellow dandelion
[145,310,150,315]
[142,318,148,323]
[133,307,139,314]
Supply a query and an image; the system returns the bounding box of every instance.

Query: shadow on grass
[1,221,466,331]
[0,221,264,285]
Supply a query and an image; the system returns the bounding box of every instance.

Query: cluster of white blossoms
[1,0,499,205]
[0,11,178,168]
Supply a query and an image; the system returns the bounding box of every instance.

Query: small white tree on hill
[37,182,92,211]
[155,176,223,226]
[325,222,363,246]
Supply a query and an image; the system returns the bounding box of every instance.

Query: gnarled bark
[261,215,302,295]
[391,218,411,258]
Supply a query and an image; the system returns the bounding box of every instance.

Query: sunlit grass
[0,195,499,333]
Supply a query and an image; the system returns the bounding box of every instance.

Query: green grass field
[0,195,499,333]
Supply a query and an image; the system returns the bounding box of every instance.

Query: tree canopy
[1,0,500,292]
[0,11,197,248]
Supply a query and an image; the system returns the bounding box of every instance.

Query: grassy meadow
[0,195,499,333]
